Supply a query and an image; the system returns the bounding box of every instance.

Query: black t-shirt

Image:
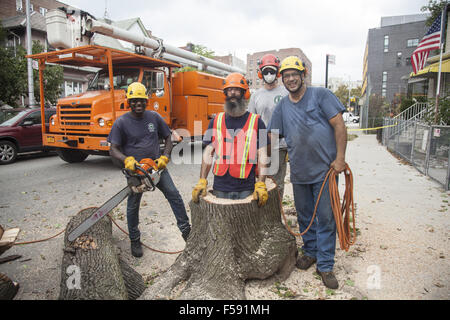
[107,111,171,161]
[203,112,268,192]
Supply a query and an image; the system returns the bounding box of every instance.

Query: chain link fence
[382,118,450,190]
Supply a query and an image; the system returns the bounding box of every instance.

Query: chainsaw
[67,158,163,242]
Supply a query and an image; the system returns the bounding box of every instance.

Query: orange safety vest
[212,112,259,179]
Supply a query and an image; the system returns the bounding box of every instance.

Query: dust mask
[263,73,276,84]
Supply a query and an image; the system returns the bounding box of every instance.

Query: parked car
[343,112,360,123]
[0,108,56,164]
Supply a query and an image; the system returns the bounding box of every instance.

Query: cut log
[0,226,20,256]
[142,180,297,300]
[59,207,146,300]
[0,273,19,300]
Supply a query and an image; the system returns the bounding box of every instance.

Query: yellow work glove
[285,152,289,163]
[192,178,208,203]
[156,155,169,170]
[124,156,138,171]
[253,181,268,207]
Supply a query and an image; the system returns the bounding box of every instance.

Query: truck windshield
[88,68,140,91]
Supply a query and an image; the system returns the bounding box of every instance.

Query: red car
[0,108,56,164]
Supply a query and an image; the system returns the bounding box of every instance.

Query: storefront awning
[410,59,450,77]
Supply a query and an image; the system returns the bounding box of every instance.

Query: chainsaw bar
[68,186,131,242]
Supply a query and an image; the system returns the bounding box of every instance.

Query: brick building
[246,48,312,90]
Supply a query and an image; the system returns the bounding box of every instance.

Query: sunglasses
[262,68,277,76]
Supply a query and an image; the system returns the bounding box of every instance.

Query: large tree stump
[142,180,297,300]
[59,207,146,300]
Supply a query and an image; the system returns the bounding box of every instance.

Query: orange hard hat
[222,73,250,99]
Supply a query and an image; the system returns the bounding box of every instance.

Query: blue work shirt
[268,87,345,184]
[107,111,171,161]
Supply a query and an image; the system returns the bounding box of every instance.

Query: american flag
[411,14,442,74]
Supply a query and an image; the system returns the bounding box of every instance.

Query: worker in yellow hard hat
[108,82,191,257]
[192,73,269,207]
[267,56,347,290]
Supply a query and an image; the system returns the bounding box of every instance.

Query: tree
[175,43,216,73]
[0,21,63,106]
[333,84,350,107]
[421,0,448,26]
[31,41,64,105]
[141,181,297,300]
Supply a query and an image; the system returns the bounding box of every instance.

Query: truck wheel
[56,148,89,163]
[0,140,18,165]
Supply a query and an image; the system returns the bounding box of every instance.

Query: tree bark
[142,180,297,300]
[59,207,146,300]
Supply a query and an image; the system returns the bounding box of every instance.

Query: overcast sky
[65,0,429,85]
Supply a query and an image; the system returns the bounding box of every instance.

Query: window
[405,57,412,66]
[384,35,389,52]
[407,39,419,47]
[143,71,165,95]
[382,71,387,97]
[16,0,23,11]
[382,89,387,98]
[396,52,402,66]
[40,7,48,16]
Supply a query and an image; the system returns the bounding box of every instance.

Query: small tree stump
[142,180,297,300]
[59,207,146,300]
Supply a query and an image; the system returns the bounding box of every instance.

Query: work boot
[295,255,317,270]
[316,269,339,289]
[181,225,191,242]
[130,239,143,258]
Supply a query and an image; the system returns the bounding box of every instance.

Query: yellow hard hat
[126,82,148,99]
[279,56,306,74]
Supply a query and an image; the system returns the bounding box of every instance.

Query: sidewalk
[246,127,449,299]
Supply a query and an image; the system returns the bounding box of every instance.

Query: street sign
[327,54,336,65]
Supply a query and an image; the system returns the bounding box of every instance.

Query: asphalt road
[0,142,204,299]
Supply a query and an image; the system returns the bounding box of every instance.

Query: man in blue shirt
[108,82,191,257]
[268,56,347,289]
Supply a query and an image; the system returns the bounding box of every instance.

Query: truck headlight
[98,118,105,127]
[51,117,55,126]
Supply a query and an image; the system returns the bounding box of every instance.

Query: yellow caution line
[347,123,398,131]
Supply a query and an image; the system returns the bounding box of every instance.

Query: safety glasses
[262,68,277,76]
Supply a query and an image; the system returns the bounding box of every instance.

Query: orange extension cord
[281,163,357,251]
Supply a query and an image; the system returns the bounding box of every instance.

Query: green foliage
[0,46,27,106]
[174,43,216,74]
[333,85,362,108]
[31,41,63,104]
[0,28,63,106]
[421,0,448,26]
[423,95,450,125]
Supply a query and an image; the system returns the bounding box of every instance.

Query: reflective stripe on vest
[212,112,259,179]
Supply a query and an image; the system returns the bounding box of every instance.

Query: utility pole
[26,0,36,107]
[325,54,329,89]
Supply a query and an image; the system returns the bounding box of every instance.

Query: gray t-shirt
[248,85,288,149]
[268,87,345,184]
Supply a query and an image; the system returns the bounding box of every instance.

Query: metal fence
[382,118,450,190]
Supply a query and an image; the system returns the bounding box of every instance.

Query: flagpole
[435,3,447,124]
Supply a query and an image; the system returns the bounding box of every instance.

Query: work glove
[156,155,169,170]
[192,178,208,203]
[253,181,268,207]
[285,153,289,163]
[124,156,138,171]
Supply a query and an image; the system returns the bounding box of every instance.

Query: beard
[224,96,246,117]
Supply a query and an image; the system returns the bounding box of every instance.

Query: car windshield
[88,68,140,91]
[0,110,28,126]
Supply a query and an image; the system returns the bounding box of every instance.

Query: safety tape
[347,122,398,131]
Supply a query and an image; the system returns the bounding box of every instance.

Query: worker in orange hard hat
[192,73,269,206]
[248,54,289,199]
[268,56,347,290]
[108,82,191,257]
